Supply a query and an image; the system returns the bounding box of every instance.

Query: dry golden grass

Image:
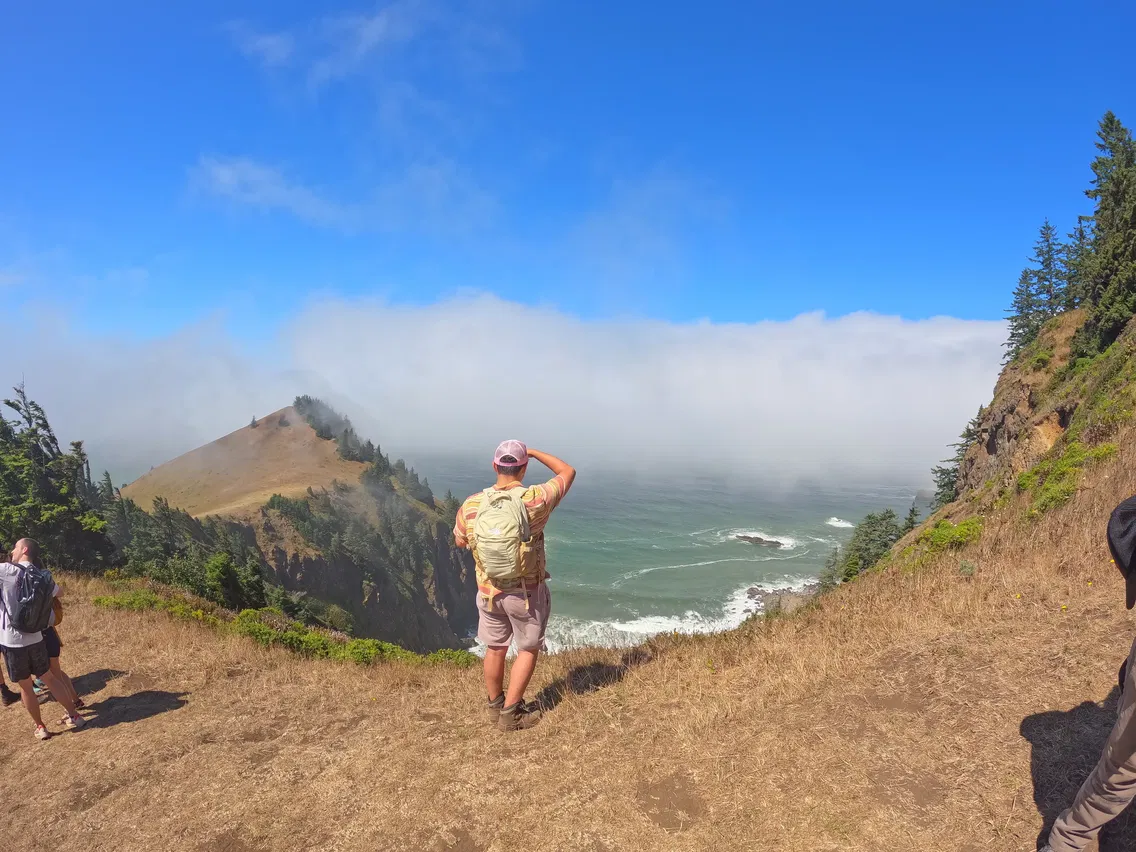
[7,437,1136,850]
[120,407,367,517]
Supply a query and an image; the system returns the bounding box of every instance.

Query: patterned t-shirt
[454,474,570,599]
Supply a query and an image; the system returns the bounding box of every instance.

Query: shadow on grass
[1020,686,1136,851]
[82,690,188,730]
[535,648,652,713]
[72,668,127,696]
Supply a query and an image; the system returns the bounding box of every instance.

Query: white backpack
[471,488,532,583]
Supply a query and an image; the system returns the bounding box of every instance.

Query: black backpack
[3,563,55,634]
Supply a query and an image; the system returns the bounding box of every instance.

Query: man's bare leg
[16,678,44,727]
[41,671,79,717]
[505,649,539,707]
[48,658,80,707]
[483,646,507,701]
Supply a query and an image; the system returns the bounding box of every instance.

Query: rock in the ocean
[736,534,782,547]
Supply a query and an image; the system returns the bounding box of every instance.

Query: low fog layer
[9,295,1006,487]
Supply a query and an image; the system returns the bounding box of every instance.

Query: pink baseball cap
[493,439,528,467]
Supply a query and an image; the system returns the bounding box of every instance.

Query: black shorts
[43,626,62,659]
[2,641,49,683]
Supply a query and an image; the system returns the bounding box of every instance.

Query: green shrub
[959,560,977,578]
[918,518,984,553]
[424,648,479,667]
[1031,349,1053,370]
[95,582,471,669]
[93,588,165,611]
[1019,441,1118,514]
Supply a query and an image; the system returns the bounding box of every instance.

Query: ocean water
[421,459,922,650]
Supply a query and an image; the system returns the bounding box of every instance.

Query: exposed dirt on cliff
[957,310,1083,498]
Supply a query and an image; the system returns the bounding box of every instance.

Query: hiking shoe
[485,694,505,724]
[1,685,19,707]
[62,714,85,731]
[34,724,52,741]
[498,701,542,732]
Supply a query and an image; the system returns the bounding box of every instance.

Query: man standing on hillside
[1042,496,1136,851]
[454,441,575,732]
[1,538,87,741]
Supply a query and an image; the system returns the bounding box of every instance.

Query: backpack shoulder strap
[0,562,21,623]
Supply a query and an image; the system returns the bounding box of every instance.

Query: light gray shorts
[476,584,551,652]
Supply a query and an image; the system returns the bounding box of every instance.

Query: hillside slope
[122,406,365,517]
[13,468,1136,852]
[18,326,1136,850]
[118,402,477,652]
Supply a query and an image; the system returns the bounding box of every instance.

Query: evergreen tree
[205,552,244,609]
[839,509,902,581]
[98,470,118,505]
[0,384,114,571]
[1062,217,1093,309]
[1074,111,1136,354]
[901,502,920,535]
[1004,269,1043,360]
[818,546,842,592]
[238,557,267,609]
[1032,219,1065,314]
[931,407,984,508]
[1005,221,1069,360]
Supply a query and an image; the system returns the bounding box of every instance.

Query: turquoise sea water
[421,458,923,650]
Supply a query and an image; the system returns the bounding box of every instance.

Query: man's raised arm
[526,448,576,493]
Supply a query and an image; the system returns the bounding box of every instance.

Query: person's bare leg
[483,646,507,701]
[41,671,78,717]
[48,658,79,707]
[504,649,539,707]
[17,678,44,727]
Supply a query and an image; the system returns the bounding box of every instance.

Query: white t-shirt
[0,561,60,649]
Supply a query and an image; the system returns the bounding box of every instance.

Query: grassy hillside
[11,465,1133,851]
[121,406,368,518]
[13,321,1136,850]
[105,398,479,651]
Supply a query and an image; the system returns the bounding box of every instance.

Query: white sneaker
[62,714,85,731]
[34,724,51,741]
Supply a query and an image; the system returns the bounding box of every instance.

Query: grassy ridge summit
[120,405,369,518]
[117,396,477,652]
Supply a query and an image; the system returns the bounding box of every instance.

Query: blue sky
[4,0,1134,341]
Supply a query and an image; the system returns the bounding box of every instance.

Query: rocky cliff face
[952,307,1136,524]
[956,311,1082,500]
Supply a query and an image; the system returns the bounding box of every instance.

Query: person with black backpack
[1,539,85,741]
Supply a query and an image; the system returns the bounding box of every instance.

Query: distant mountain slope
[114,398,477,651]
[121,406,366,518]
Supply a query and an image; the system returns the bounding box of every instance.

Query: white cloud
[5,296,1006,488]
[226,22,295,68]
[191,157,358,229]
[309,0,431,89]
[191,155,494,235]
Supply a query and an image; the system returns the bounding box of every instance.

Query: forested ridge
[824,111,1136,589]
[0,390,475,650]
